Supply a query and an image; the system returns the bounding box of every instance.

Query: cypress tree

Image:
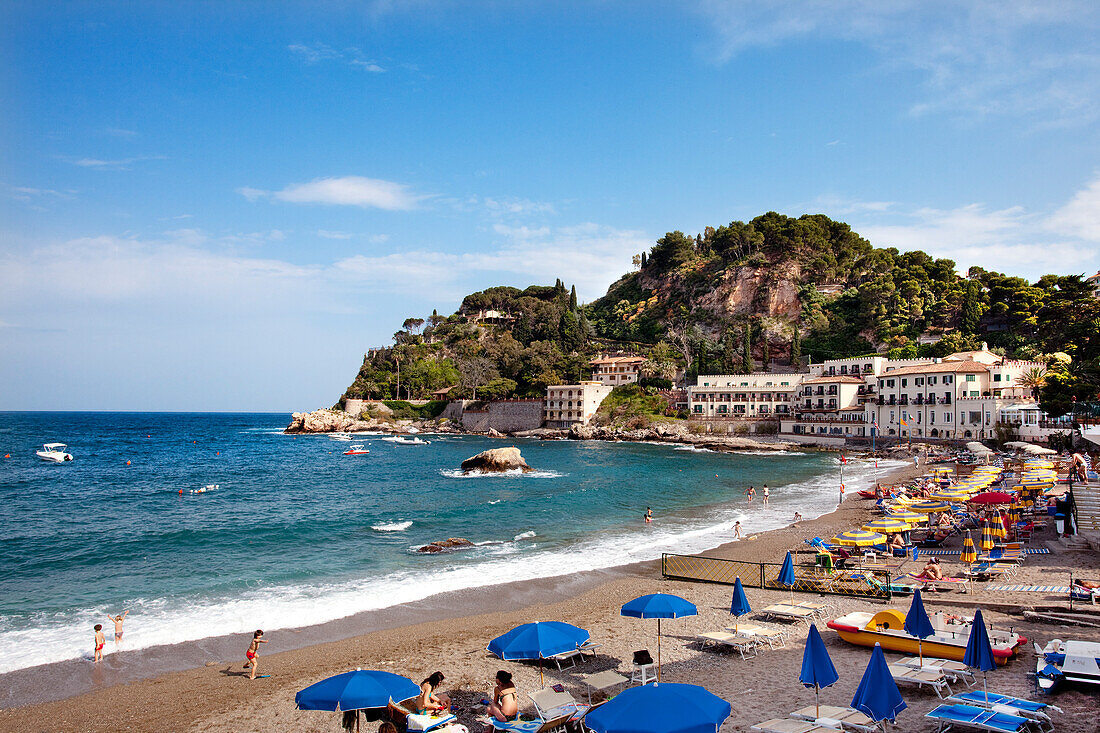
[742,323,753,373]
[569,284,578,311]
[791,325,802,366]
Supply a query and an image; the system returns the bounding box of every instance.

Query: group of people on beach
[745,484,770,506]
[92,610,128,662]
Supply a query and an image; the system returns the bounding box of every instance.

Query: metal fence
[662,553,892,600]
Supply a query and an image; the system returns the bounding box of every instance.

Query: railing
[662,554,891,600]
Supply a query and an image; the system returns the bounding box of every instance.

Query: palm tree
[1018,366,1047,401]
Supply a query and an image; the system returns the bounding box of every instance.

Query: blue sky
[2,1,1099,411]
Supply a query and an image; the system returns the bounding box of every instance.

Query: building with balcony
[590,354,646,387]
[688,373,801,420]
[544,381,613,429]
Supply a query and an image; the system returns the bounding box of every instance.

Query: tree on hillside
[569,284,578,311]
[1018,366,1047,401]
[647,231,696,271]
[403,317,425,335]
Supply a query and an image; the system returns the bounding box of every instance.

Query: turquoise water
[0,412,898,673]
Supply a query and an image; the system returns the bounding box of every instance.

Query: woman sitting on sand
[418,672,451,714]
[888,533,906,555]
[485,670,518,722]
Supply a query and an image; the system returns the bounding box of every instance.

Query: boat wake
[371,520,412,532]
[438,468,564,479]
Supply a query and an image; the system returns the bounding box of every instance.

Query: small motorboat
[330,432,353,442]
[828,609,1025,665]
[343,445,370,455]
[1035,639,1100,692]
[393,436,429,446]
[190,484,219,494]
[36,443,73,462]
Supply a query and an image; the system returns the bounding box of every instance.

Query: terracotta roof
[879,361,989,377]
[590,356,645,365]
[802,375,866,384]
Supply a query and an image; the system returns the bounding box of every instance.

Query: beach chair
[888,663,953,698]
[696,631,757,659]
[630,649,656,685]
[528,687,586,722]
[946,692,1060,731]
[759,603,816,623]
[728,624,789,648]
[751,719,842,733]
[790,706,877,733]
[925,704,1030,733]
[795,599,836,617]
[896,656,977,686]
[547,640,600,669]
[490,713,573,733]
[907,572,973,593]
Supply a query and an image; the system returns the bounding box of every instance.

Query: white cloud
[350,60,385,73]
[246,176,425,210]
[1047,174,1100,241]
[697,0,1100,124]
[317,229,354,239]
[66,155,165,169]
[289,43,386,73]
[483,197,557,215]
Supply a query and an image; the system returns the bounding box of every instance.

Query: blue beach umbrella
[777,551,797,604]
[621,594,697,682]
[851,643,907,725]
[800,624,838,719]
[296,669,421,732]
[964,608,998,703]
[584,683,731,733]
[904,589,935,664]
[729,578,751,632]
[488,621,590,684]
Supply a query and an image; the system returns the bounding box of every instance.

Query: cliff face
[695,261,803,323]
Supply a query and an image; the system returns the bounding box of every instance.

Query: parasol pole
[815,684,820,719]
[657,618,662,682]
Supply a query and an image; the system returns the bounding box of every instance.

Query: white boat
[190,484,219,494]
[1035,639,1100,692]
[343,444,370,455]
[393,436,429,446]
[330,432,353,442]
[36,443,73,462]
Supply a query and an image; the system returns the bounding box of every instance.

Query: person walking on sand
[762,484,770,507]
[93,624,105,662]
[243,629,267,680]
[746,485,755,502]
[644,507,652,523]
[733,521,743,540]
[109,610,128,648]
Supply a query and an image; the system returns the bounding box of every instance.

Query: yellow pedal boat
[827,609,1024,665]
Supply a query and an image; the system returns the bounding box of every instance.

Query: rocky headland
[460,447,532,474]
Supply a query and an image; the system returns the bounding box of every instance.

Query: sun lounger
[759,603,816,623]
[790,706,877,732]
[696,631,757,659]
[925,704,1031,733]
[490,713,573,733]
[888,663,953,698]
[751,719,842,733]
[726,625,788,648]
[794,599,835,617]
[528,687,586,721]
[907,572,973,592]
[896,657,976,686]
[547,640,601,669]
[946,692,1060,731]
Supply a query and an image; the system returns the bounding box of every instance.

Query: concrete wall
[784,433,847,447]
[439,399,545,433]
[344,398,366,417]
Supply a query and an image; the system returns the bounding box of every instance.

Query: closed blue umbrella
[964,608,998,703]
[488,621,590,684]
[296,669,420,730]
[777,550,797,604]
[729,578,751,632]
[904,589,935,664]
[584,683,731,733]
[621,594,697,682]
[800,624,838,719]
[851,643,906,724]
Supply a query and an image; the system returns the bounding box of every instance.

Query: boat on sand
[1035,639,1100,692]
[827,608,1025,665]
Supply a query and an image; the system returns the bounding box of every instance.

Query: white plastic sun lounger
[528,687,586,722]
[896,656,977,686]
[759,603,816,623]
[696,631,757,659]
[751,719,842,733]
[724,624,788,648]
[790,706,878,733]
[888,663,954,698]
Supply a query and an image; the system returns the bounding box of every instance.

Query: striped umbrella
[979,521,995,551]
[960,531,977,564]
[930,491,972,502]
[991,511,1007,539]
[930,467,952,475]
[884,509,923,523]
[832,530,887,547]
[863,518,913,533]
[907,501,952,514]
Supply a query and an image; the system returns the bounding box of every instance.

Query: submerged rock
[460,446,532,474]
[417,537,476,553]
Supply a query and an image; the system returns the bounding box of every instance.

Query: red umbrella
[969,491,1015,505]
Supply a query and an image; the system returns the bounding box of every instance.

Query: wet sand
[3,461,1098,733]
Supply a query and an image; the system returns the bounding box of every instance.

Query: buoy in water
[126,460,131,465]
[3,454,9,458]
[179,489,183,495]
[216,451,220,456]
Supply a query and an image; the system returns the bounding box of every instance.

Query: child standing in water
[243,630,267,680]
[733,521,743,540]
[762,485,770,507]
[109,610,128,648]
[746,486,756,502]
[644,507,652,523]
[93,624,105,662]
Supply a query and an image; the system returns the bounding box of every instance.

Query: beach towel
[987,585,1070,593]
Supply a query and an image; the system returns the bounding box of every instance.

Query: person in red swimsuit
[93,624,105,662]
[243,629,267,680]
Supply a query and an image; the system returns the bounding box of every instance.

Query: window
[970,391,980,398]
[693,405,702,413]
[929,377,937,385]
[945,413,951,422]
[781,381,789,386]
[993,373,1001,382]
[944,376,953,384]
[965,374,976,382]
[887,379,895,388]
[902,378,908,387]
[916,377,924,386]
[930,412,935,424]
[890,410,895,423]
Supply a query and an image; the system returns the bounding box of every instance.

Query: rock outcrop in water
[460,446,532,473]
[417,537,476,553]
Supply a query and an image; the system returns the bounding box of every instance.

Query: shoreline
[0,458,921,720]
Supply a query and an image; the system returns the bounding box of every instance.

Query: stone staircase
[1074,482,1100,549]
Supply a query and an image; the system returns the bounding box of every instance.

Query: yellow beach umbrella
[832,529,887,547]
[979,521,996,551]
[931,467,952,475]
[960,531,977,564]
[885,509,923,523]
[863,518,913,533]
[991,512,1007,539]
[907,500,952,514]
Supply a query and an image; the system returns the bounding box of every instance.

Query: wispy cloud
[697,0,1100,125]
[288,43,386,73]
[1047,173,1100,241]
[64,155,166,170]
[103,127,138,137]
[317,229,354,239]
[483,197,557,216]
[241,176,427,211]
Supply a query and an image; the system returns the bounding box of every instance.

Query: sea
[0,412,902,676]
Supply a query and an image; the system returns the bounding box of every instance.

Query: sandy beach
[3,460,1099,733]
